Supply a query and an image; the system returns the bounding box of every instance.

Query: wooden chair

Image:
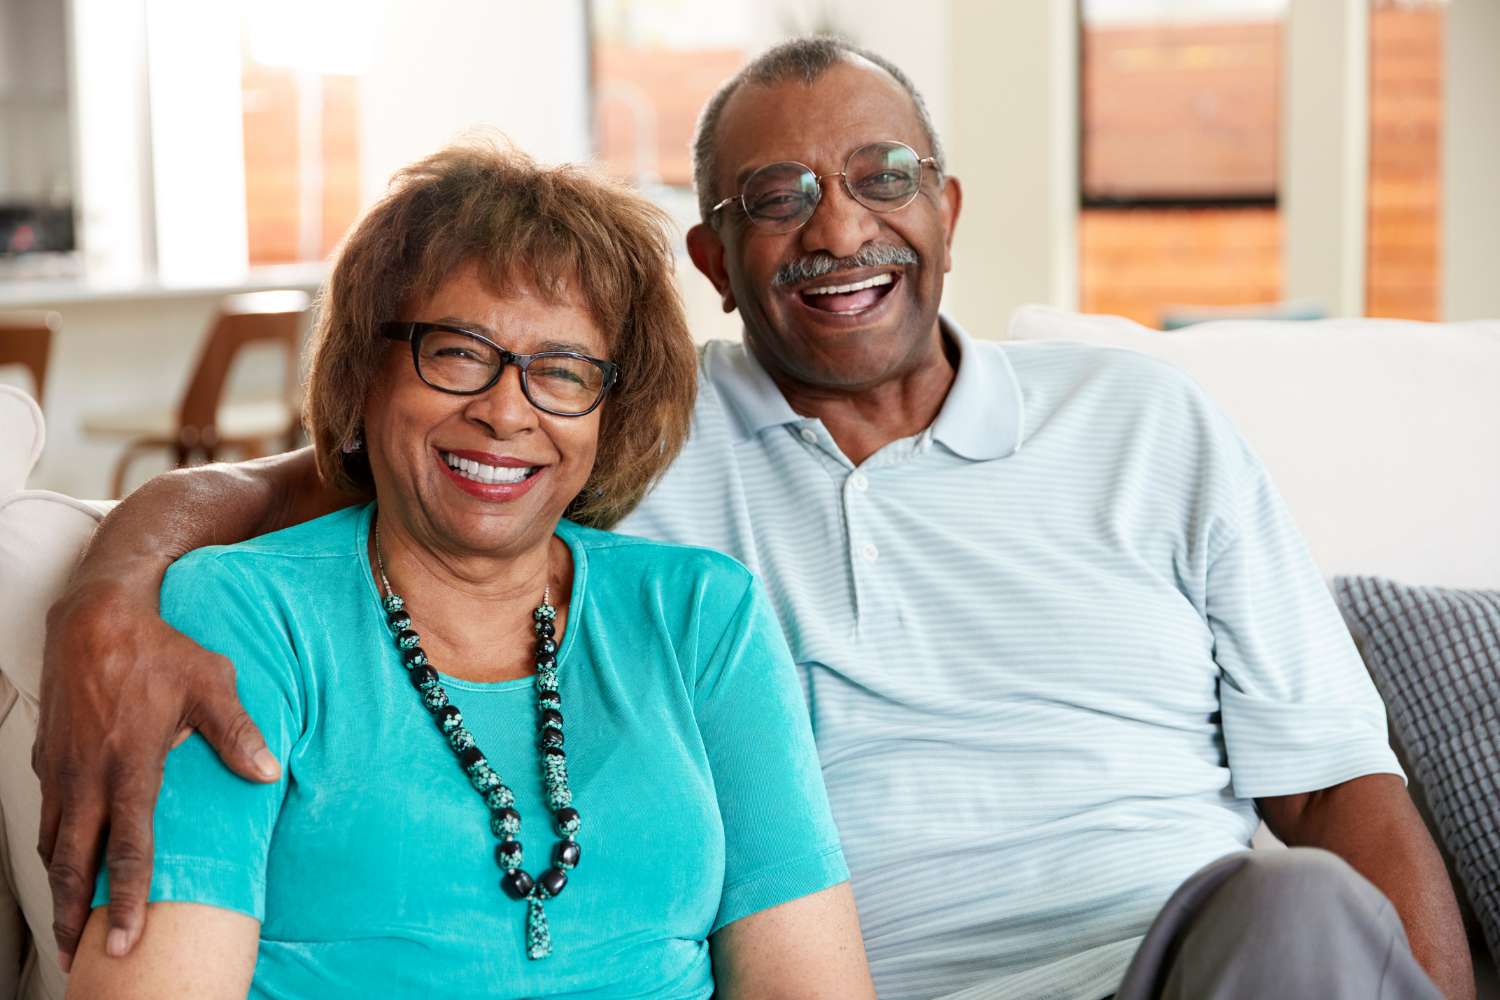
[0,312,60,406]
[84,290,311,498]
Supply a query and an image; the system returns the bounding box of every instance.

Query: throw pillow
[1336,575,1500,961]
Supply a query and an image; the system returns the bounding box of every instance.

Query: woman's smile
[435,446,547,501]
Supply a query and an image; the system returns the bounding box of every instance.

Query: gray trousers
[1110,847,1444,1000]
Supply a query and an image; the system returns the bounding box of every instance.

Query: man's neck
[756,322,959,467]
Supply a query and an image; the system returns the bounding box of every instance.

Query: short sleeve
[92,551,302,921]
[692,571,848,932]
[1207,465,1403,798]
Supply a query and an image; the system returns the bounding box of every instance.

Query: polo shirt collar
[705,313,1024,461]
[931,315,1025,461]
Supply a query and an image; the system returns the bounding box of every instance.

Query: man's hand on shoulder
[32,448,352,970]
[35,577,279,969]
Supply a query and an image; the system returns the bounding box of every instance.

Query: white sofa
[1,308,1498,994]
[0,385,114,999]
[1007,306,1500,590]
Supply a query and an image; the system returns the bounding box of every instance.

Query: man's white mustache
[772,245,921,287]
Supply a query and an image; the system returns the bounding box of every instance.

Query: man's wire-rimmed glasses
[380,322,619,417]
[708,140,941,234]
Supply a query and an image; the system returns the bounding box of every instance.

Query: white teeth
[803,272,895,297]
[440,451,535,485]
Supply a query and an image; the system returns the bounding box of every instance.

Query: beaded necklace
[375,524,580,960]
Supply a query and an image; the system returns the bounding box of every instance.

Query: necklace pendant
[373,521,577,961]
[526,893,552,959]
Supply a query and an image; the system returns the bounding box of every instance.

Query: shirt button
[799,428,818,444]
[850,473,868,492]
[859,542,879,562]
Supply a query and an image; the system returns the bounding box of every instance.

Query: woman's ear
[686,223,737,314]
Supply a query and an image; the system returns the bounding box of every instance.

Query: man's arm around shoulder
[34,447,352,970]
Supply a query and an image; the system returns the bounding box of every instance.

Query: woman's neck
[370,512,573,684]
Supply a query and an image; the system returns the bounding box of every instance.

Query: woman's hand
[64,902,259,999]
[711,882,876,1000]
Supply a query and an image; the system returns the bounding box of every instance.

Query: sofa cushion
[1336,576,1500,962]
[0,492,113,707]
[0,490,113,995]
[0,387,43,496]
[1007,306,1500,589]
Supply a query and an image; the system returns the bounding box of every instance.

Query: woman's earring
[342,440,365,454]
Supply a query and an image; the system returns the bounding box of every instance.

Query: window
[1365,0,1444,321]
[240,0,369,265]
[1079,0,1286,328]
[590,0,750,189]
[588,0,752,342]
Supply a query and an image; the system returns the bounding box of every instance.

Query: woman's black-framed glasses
[380,322,619,417]
[708,140,941,234]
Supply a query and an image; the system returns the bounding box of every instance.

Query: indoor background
[0,0,1496,499]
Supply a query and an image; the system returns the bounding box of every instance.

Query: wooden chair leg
[109,447,135,501]
[111,441,171,499]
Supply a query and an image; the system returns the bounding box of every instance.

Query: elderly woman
[65,140,873,1000]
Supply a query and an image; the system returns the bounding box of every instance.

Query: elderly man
[38,37,1469,1000]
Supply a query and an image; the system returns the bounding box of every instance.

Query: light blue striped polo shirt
[617,317,1400,1000]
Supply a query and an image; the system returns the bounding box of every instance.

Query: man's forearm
[75,447,351,600]
[37,446,354,966]
[1259,773,1474,1000]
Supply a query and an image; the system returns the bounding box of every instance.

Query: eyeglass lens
[417,329,607,414]
[739,141,927,234]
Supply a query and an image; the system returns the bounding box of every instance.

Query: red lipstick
[434,447,547,502]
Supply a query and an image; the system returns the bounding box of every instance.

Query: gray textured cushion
[1336,576,1500,961]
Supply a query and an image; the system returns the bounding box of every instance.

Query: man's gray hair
[691,35,946,224]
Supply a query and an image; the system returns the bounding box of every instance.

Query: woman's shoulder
[165,504,369,593]
[561,520,756,598]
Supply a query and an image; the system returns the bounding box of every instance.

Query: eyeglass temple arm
[380,322,419,342]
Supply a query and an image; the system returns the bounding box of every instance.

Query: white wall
[143,0,250,286]
[68,0,249,286]
[1281,0,1369,318]
[68,0,154,285]
[945,0,1079,340]
[357,0,591,206]
[1443,0,1500,322]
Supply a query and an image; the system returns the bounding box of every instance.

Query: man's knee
[1220,847,1397,931]
[1117,848,1440,999]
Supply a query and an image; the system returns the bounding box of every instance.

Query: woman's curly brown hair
[303,134,697,530]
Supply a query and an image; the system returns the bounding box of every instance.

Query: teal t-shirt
[96,504,847,999]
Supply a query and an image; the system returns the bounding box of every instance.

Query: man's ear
[686,223,737,314]
[939,175,962,274]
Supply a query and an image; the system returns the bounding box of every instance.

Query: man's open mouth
[440,451,540,486]
[798,272,897,314]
